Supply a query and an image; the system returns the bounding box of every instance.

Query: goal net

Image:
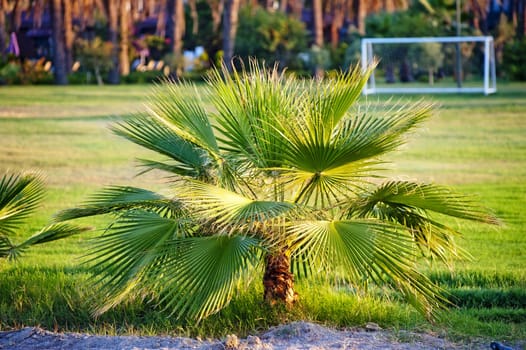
[361,36,497,95]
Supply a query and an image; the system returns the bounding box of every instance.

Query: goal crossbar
[361,36,497,95]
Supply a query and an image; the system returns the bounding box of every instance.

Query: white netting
[361,36,496,95]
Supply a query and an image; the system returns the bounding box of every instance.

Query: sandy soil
[0,321,518,349]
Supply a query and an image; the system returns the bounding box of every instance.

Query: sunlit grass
[0,82,525,340]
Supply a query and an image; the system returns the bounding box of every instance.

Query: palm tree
[222,0,240,71]
[0,173,85,261]
[51,0,68,84]
[312,0,324,77]
[49,62,497,321]
[119,0,130,76]
[63,0,74,73]
[0,0,8,61]
[106,0,120,84]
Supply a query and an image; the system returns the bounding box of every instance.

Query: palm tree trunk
[263,251,296,306]
[208,0,224,33]
[51,0,68,85]
[107,0,120,84]
[63,0,74,73]
[330,0,344,49]
[357,0,366,35]
[222,0,240,72]
[0,0,6,62]
[173,0,185,56]
[290,0,303,20]
[188,0,198,35]
[156,0,167,37]
[312,0,324,78]
[119,0,130,76]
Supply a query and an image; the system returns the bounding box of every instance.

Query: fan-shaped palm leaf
[208,62,294,169]
[55,186,178,221]
[156,234,262,320]
[112,115,213,180]
[176,180,294,232]
[0,172,87,261]
[278,101,433,205]
[7,223,90,260]
[84,210,185,314]
[287,219,449,318]
[0,173,44,236]
[352,181,499,224]
[148,81,220,155]
[347,181,499,264]
[308,63,372,133]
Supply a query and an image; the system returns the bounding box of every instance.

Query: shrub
[502,38,526,81]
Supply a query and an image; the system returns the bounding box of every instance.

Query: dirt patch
[0,321,516,349]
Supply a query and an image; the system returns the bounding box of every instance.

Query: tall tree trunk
[384,0,395,13]
[312,0,324,78]
[108,0,120,83]
[120,0,130,76]
[290,0,303,20]
[209,0,224,33]
[279,0,288,13]
[51,0,68,84]
[173,0,184,55]
[188,0,198,35]
[63,0,74,73]
[33,0,44,28]
[222,0,240,72]
[0,0,6,61]
[357,0,366,35]
[517,0,526,38]
[330,0,344,49]
[263,251,296,306]
[156,0,167,37]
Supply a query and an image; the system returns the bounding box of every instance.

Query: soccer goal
[361,36,497,95]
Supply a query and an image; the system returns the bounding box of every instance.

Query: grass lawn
[0,83,525,342]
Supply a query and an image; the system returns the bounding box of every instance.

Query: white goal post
[361,36,497,95]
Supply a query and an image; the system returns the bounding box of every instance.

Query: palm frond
[7,223,91,260]
[0,173,44,236]
[84,210,186,314]
[287,219,449,319]
[155,234,262,320]
[0,234,15,259]
[55,186,179,221]
[275,100,431,206]
[309,63,373,132]
[148,81,220,155]
[346,181,498,264]
[176,180,294,232]
[208,61,294,169]
[351,181,499,224]
[112,114,213,180]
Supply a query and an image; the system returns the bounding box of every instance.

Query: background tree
[75,36,113,84]
[119,0,130,76]
[312,0,323,77]
[222,0,240,71]
[51,0,67,84]
[409,42,444,84]
[106,0,120,84]
[0,0,7,62]
[235,6,307,69]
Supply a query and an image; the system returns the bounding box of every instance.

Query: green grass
[0,83,525,343]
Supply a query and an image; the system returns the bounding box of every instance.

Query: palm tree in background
[222,0,240,71]
[42,62,498,321]
[50,0,67,84]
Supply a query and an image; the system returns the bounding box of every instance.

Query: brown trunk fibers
[263,251,297,306]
